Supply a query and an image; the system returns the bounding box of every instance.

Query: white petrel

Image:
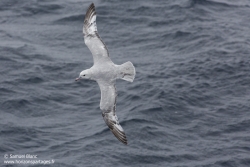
[75,3,136,145]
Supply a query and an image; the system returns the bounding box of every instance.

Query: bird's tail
[117,61,136,82]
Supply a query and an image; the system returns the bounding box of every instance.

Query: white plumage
[76,3,136,145]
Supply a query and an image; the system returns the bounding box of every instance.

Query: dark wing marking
[98,81,128,145]
[83,3,109,64]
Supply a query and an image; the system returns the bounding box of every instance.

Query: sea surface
[1,0,250,166]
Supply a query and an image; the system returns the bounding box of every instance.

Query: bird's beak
[75,78,80,81]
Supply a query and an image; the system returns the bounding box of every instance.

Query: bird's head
[75,69,92,81]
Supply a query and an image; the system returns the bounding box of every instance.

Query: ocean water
[1,0,250,166]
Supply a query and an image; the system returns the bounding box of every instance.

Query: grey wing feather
[102,113,128,145]
[83,3,109,64]
[98,81,128,145]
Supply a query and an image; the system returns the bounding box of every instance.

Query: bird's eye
[83,74,86,76]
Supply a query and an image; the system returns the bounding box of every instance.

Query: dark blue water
[1,0,250,166]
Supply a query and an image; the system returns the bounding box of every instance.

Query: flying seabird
[75,3,136,145]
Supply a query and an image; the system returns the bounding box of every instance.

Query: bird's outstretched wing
[83,3,109,64]
[98,81,128,145]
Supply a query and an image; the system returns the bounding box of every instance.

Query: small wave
[22,3,63,15]
[122,118,159,126]
[188,0,249,8]
[173,31,192,39]
[1,45,52,61]
[55,14,83,23]
[2,99,31,111]
[0,87,15,94]
[24,76,44,84]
